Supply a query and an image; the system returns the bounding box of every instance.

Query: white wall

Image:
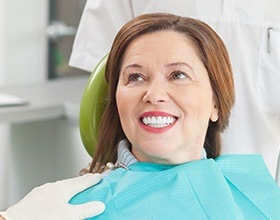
[0,0,7,84]
[0,0,91,210]
[0,0,49,209]
[0,0,48,86]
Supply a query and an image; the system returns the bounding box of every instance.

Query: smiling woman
[116,30,219,164]
[90,13,234,171]
[69,13,280,219]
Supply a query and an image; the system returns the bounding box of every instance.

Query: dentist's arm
[0,173,105,220]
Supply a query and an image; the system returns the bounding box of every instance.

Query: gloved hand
[0,173,105,220]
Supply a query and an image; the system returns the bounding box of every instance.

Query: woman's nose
[142,81,169,104]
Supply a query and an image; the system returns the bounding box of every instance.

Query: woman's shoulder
[214,154,279,196]
[214,154,280,218]
[214,154,274,180]
[70,155,280,219]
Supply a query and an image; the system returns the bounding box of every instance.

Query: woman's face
[116,31,218,164]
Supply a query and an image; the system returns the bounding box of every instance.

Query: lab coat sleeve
[69,0,134,72]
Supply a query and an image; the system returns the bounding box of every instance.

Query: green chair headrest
[79,55,108,157]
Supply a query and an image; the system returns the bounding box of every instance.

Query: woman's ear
[210,104,219,122]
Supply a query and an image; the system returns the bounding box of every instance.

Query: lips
[139,111,178,129]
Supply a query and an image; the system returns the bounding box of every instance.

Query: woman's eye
[170,71,188,80]
[129,73,144,82]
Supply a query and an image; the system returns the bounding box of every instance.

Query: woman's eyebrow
[167,62,194,71]
[122,62,194,73]
[123,64,143,71]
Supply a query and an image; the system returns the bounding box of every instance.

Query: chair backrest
[79,55,108,157]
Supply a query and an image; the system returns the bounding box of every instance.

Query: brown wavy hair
[89,13,235,172]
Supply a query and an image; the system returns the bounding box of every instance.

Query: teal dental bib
[69,155,280,219]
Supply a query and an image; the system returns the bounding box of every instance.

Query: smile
[141,116,177,128]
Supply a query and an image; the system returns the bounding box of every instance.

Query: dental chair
[79,55,108,157]
[79,55,280,185]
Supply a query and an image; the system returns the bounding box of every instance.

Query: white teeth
[141,116,176,128]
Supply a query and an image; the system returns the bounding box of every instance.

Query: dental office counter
[0,76,88,123]
[0,76,92,209]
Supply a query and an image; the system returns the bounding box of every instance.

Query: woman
[70,0,280,177]
[91,12,233,172]
[70,13,280,219]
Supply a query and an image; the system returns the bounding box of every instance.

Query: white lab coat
[69,0,280,177]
